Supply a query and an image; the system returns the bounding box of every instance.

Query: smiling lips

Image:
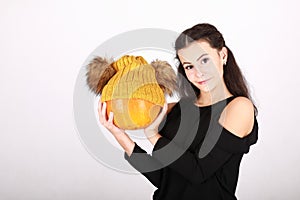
[198,78,211,85]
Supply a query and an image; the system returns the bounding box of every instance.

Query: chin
[196,86,210,93]
[198,83,218,93]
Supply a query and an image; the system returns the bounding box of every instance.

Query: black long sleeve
[126,119,257,185]
[124,143,164,188]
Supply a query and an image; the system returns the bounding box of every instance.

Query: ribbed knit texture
[101,55,165,106]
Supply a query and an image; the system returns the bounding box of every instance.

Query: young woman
[98,23,258,200]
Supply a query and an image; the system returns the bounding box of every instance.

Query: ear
[219,47,228,64]
[151,60,177,96]
[86,56,116,95]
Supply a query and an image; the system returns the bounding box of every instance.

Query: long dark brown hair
[175,23,257,114]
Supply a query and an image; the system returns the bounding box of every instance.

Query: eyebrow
[196,53,208,61]
[182,62,191,66]
[182,53,208,66]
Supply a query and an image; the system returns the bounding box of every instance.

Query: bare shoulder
[219,97,255,138]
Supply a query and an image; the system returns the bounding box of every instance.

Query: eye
[200,57,209,64]
[184,65,193,70]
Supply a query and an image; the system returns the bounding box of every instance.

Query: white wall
[1,0,300,199]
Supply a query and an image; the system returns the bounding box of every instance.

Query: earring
[223,60,227,65]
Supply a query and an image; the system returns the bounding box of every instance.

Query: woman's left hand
[144,103,168,145]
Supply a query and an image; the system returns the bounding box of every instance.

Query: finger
[162,103,168,114]
[108,111,114,123]
[98,100,102,112]
[98,100,102,116]
[98,101,104,123]
[101,102,107,119]
[107,112,114,130]
[158,103,168,117]
[98,101,108,125]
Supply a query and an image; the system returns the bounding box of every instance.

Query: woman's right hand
[98,101,124,137]
[98,101,135,156]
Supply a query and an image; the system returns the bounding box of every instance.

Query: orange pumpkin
[106,99,161,129]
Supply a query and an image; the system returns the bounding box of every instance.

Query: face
[178,40,227,93]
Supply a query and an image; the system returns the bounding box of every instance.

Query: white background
[1,0,300,199]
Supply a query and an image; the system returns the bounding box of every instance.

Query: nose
[194,65,204,78]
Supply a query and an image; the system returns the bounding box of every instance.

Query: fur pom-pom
[151,60,177,96]
[86,56,116,95]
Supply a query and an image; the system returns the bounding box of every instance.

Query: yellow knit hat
[101,55,165,106]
